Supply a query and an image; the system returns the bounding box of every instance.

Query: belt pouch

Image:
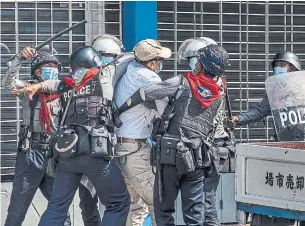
[202,144,212,168]
[32,141,52,158]
[90,126,113,160]
[176,145,195,175]
[150,144,157,166]
[18,125,29,151]
[160,136,179,165]
[193,146,203,168]
[54,128,78,158]
[75,126,91,155]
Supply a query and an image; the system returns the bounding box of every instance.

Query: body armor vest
[55,69,116,160]
[59,73,112,128]
[167,77,222,141]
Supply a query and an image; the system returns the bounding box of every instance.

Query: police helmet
[197,44,230,77]
[31,51,61,78]
[90,34,124,56]
[69,46,103,70]
[177,37,217,65]
[271,51,301,71]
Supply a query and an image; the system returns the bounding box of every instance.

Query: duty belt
[31,132,49,143]
[31,140,49,152]
[117,137,147,144]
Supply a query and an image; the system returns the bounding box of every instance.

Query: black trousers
[39,155,130,226]
[4,149,71,226]
[154,165,206,226]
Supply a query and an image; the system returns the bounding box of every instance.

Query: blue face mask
[274,66,288,75]
[155,62,163,74]
[101,56,115,66]
[189,57,198,73]
[41,67,58,81]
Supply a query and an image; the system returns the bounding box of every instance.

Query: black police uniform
[38,46,130,226]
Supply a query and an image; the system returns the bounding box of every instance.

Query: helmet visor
[177,38,212,65]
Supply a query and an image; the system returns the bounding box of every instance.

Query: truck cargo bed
[235,141,305,219]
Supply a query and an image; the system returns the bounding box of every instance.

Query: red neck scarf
[63,67,100,91]
[38,92,59,134]
[184,72,221,108]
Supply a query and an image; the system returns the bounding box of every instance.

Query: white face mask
[189,57,198,73]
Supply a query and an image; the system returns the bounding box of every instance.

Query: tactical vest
[166,77,222,141]
[56,68,115,159]
[19,88,61,150]
[59,72,110,128]
[152,76,223,174]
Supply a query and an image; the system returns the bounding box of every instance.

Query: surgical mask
[273,66,288,75]
[155,62,163,74]
[101,56,115,66]
[41,67,58,80]
[189,57,198,73]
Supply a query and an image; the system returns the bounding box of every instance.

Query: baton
[11,20,87,62]
[35,20,87,51]
[225,86,232,120]
[224,79,236,138]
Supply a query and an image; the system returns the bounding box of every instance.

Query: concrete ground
[1,182,84,226]
[1,182,247,226]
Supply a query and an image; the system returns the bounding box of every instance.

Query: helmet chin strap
[194,61,203,75]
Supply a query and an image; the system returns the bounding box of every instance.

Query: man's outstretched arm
[235,94,271,125]
[116,75,184,115]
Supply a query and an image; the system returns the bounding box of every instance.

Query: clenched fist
[19,47,36,60]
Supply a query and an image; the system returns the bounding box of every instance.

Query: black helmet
[31,51,61,78]
[198,44,230,77]
[271,51,301,71]
[69,46,103,70]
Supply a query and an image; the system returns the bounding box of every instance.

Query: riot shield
[265,71,305,141]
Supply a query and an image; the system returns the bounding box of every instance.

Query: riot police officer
[231,51,301,126]
[230,52,303,226]
[28,46,131,226]
[76,33,127,226]
[2,48,71,226]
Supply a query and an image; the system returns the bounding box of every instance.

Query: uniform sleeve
[40,80,61,93]
[2,55,27,91]
[237,94,271,125]
[144,75,183,101]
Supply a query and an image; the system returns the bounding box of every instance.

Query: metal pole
[50,1,53,52]
[15,2,20,143]
[239,1,242,142]
[220,0,223,44]
[291,1,294,52]
[201,1,203,37]
[193,1,196,37]
[68,1,72,69]
[246,2,249,142]
[119,2,122,40]
[174,1,177,77]
[85,1,90,43]
[35,1,37,47]
[284,1,287,51]
[265,2,270,142]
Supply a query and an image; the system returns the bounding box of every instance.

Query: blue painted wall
[122,1,157,51]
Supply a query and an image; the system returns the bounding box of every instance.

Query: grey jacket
[2,56,61,138]
[236,94,271,125]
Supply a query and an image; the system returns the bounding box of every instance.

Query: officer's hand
[20,47,36,59]
[11,83,41,100]
[228,116,238,129]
